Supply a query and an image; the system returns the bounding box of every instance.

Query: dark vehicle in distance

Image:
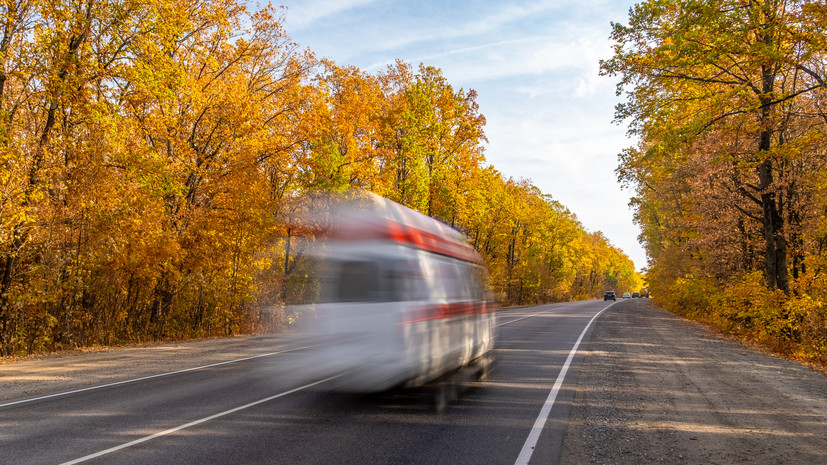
[604,291,616,301]
[632,292,641,298]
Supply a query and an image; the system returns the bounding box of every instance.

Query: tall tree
[397,65,486,217]
[604,0,827,292]
[298,61,386,192]
[0,0,146,353]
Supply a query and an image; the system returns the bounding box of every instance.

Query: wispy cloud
[363,37,541,72]
[284,1,583,64]
[397,34,615,92]
[434,1,563,40]
[281,0,378,31]
[275,0,646,268]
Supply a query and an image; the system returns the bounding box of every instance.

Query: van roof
[330,192,482,264]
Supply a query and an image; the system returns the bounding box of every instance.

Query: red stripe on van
[396,301,488,325]
[336,218,482,263]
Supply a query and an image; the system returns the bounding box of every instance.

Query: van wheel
[433,382,458,413]
[434,385,449,413]
[478,365,490,382]
[475,354,494,381]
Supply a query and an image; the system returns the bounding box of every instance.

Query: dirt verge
[561,299,827,464]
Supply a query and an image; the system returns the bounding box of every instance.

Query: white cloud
[359,2,568,57]
[272,0,648,269]
[281,0,378,31]
[480,95,644,268]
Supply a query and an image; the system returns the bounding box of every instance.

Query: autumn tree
[605,0,827,363]
[463,176,638,305]
[604,0,827,293]
[0,1,314,354]
[297,61,386,192]
[0,1,641,356]
[0,0,155,353]
[391,65,486,218]
[117,1,312,337]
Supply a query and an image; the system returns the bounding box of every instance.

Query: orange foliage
[0,1,638,356]
[606,0,827,365]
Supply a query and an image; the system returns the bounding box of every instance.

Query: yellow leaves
[611,0,827,338]
[465,175,638,304]
[0,0,648,354]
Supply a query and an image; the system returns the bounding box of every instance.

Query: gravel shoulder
[560,299,827,464]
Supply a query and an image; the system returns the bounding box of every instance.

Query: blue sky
[272,0,645,270]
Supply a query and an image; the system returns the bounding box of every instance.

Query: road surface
[4,299,825,464]
[1,300,610,465]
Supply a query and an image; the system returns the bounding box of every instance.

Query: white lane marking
[0,344,318,409]
[514,302,615,465]
[59,375,340,465]
[496,302,588,328]
[496,311,555,328]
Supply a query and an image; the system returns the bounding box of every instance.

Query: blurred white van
[289,192,496,394]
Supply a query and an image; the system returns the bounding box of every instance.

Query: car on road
[632,292,640,298]
[622,292,631,299]
[604,291,616,301]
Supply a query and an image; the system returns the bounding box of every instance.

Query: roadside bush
[653,270,827,367]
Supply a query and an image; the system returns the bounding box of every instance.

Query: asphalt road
[0,300,612,465]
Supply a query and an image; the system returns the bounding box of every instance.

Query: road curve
[1,300,611,465]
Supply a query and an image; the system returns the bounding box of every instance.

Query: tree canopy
[604,0,827,365]
[0,0,639,356]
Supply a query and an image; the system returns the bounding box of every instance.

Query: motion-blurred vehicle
[604,291,616,301]
[288,192,496,394]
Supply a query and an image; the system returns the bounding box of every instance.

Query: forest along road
[0,300,824,464]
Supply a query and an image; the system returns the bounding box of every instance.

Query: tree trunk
[754,6,790,293]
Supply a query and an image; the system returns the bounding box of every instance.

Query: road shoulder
[560,299,827,465]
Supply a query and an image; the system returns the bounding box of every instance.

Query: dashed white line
[59,375,340,465]
[0,344,317,409]
[514,303,614,465]
[495,303,580,328]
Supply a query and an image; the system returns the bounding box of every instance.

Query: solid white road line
[0,344,317,409]
[514,302,615,465]
[59,375,340,465]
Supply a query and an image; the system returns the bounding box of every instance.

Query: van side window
[458,264,474,300]
[386,260,425,301]
[439,261,462,300]
[337,261,380,302]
